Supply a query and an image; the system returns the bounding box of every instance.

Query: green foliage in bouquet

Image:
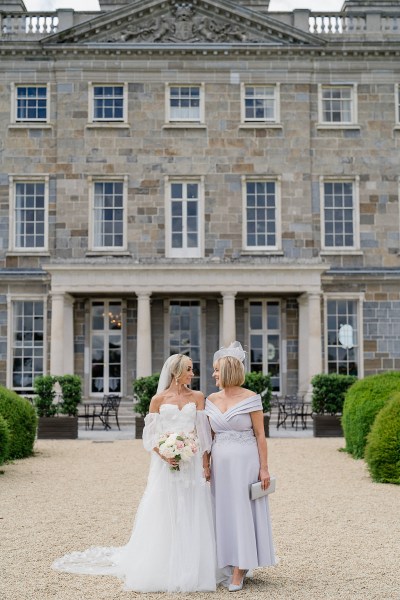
[365,392,400,485]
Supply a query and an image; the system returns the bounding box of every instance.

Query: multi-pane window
[13,181,46,250]
[245,180,278,249]
[320,85,354,124]
[11,300,44,391]
[168,86,202,122]
[326,299,358,376]
[90,301,122,394]
[92,85,124,121]
[249,300,281,392]
[168,181,202,257]
[243,85,277,122]
[323,181,355,248]
[92,181,125,249]
[169,300,201,390]
[15,86,47,122]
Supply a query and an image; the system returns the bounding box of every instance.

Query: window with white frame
[167,85,203,122]
[168,300,201,390]
[242,84,279,123]
[319,85,356,125]
[90,179,127,250]
[166,179,203,258]
[90,300,122,395]
[14,85,48,122]
[325,298,359,376]
[90,84,126,122]
[10,177,48,251]
[11,300,45,391]
[248,300,281,392]
[321,179,359,250]
[243,178,280,251]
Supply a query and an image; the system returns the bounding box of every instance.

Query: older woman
[205,342,276,592]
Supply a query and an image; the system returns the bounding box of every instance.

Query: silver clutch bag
[250,476,276,500]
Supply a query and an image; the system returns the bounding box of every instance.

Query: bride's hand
[203,466,211,482]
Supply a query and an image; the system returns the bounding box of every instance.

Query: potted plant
[132,374,160,439]
[35,375,82,439]
[243,372,272,437]
[311,373,357,437]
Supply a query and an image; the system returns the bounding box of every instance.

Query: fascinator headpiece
[213,341,246,364]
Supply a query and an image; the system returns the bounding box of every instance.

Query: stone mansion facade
[0,0,399,399]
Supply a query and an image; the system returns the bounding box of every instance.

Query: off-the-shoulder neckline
[206,394,260,415]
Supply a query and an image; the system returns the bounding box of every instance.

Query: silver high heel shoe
[228,569,248,592]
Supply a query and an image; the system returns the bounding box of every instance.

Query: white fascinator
[213,341,246,363]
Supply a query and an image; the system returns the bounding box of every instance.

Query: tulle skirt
[52,452,217,592]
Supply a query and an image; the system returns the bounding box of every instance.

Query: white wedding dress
[52,402,217,592]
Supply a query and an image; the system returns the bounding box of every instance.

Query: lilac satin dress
[205,395,276,571]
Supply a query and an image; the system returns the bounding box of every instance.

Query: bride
[52,354,217,592]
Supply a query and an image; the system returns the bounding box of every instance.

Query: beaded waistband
[213,430,256,445]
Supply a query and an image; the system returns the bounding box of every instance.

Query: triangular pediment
[42,0,323,46]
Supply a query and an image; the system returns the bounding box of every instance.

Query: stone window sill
[316,124,361,131]
[162,123,207,130]
[6,251,50,256]
[320,250,363,256]
[8,123,53,129]
[86,251,131,256]
[86,122,130,129]
[241,250,284,256]
[239,123,282,130]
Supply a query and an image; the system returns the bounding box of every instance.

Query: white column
[136,292,152,378]
[298,293,322,399]
[50,293,74,375]
[221,292,236,348]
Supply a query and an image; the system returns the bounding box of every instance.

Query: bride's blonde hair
[170,354,192,383]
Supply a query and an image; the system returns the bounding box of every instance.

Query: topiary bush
[34,375,57,417]
[58,375,82,417]
[364,392,400,484]
[0,386,37,459]
[243,372,272,413]
[342,371,400,459]
[133,374,160,417]
[311,373,357,415]
[0,414,11,465]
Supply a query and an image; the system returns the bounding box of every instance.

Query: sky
[24,1,344,13]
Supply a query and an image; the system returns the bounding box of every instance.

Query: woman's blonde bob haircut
[214,356,245,388]
[170,354,192,383]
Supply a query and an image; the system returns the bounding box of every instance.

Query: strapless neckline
[159,402,196,413]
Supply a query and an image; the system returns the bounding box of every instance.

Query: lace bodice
[159,402,197,433]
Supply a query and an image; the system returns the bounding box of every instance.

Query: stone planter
[313,414,343,437]
[37,416,78,439]
[135,415,145,439]
[263,414,270,438]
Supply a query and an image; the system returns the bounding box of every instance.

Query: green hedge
[311,373,357,415]
[34,374,82,417]
[365,392,400,484]
[243,372,272,413]
[0,386,37,459]
[342,371,400,459]
[133,374,160,417]
[0,414,11,465]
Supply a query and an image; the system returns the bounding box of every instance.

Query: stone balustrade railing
[1,13,59,36]
[0,9,399,40]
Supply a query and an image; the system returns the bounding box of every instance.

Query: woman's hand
[163,456,179,468]
[203,465,211,482]
[259,467,271,491]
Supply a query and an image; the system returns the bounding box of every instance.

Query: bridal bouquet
[158,431,199,471]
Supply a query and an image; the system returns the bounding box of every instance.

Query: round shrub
[365,393,400,484]
[0,386,37,459]
[342,371,400,459]
[0,414,11,465]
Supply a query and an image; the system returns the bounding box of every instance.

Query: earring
[175,377,179,385]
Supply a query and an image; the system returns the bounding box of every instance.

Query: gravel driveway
[1,438,399,600]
